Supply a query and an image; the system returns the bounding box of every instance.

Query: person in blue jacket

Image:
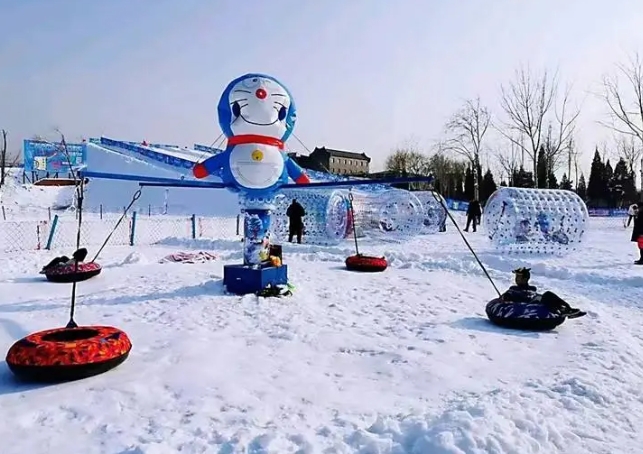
[501,267,586,318]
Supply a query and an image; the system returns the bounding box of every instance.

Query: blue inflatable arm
[284,156,310,184]
[193,149,228,179]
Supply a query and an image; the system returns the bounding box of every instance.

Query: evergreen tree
[548,171,558,189]
[576,174,587,199]
[559,173,573,190]
[480,168,497,201]
[604,160,616,207]
[512,166,534,188]
[500,180,508,187]
[587,148,606,206]
[612,158,636,206]
[604,160,613,186]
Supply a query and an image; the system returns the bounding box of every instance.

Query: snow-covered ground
[2,150,643,454]
[0,208,642,453]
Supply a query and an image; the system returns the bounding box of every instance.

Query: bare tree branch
[494,136,522,185]
[601,53,643,144]
[615,134,643,174]
[441,96,490,199]
[496,65,579,188]
[600,54,643,187]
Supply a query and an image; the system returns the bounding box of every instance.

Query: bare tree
[497,66,579,188]
[615,134,642,175]
[495,136,522,185]
[442,97,491,199]
[0,129,7,187]
[601,54,643,144]
[565,138,581,187]
[384,142,431,190]
[426,149,466,198]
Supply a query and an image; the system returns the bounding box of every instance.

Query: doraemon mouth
[233,161,281,186]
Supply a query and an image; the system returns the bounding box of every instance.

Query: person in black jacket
[464,199,482,232]
[631,201,643,265]
[501,267,586,318]
[286,199,306,244]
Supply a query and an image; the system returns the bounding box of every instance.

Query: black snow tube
[44,262,102,283]
[485,298,566,331]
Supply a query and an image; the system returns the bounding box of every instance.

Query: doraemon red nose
[255,88,267,99]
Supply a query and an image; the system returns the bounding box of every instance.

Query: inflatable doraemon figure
[192,73,311,266]
[193,73,310,206]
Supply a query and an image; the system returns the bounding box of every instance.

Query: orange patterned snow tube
[6,325,132,382]
[44,262,102,283]
[345,254,388,272]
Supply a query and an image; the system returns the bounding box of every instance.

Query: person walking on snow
[501,267,586,318]
[464,199,482,232]
[286,198,306,244]
[627,203,639,227]
[631,202,643,265]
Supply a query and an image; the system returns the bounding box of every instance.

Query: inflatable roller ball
[485,298,566,331]
[482,187,590,256]
[5,325,132,382]
[345,254,388,272]
[45,262,102,283]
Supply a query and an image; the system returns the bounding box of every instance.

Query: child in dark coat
[40,248,88,274]
[501,267,586,318]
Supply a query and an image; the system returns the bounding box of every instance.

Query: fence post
[129,211,137,246]
[191,214,196,239]
[236,214,241,235]
[148,204,151,216]
[45,215,59,250]
[100,204,103,219]
[48,207,51,221]
[1,205,5,221]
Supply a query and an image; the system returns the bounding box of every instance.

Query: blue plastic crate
[223,264,288,295]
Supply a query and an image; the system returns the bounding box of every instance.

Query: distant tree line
[382,53,643,207]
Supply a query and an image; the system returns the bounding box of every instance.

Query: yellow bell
[251,149,264,161]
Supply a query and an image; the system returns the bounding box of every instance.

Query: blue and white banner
[23,139,87,173]
[194,144,223,154]
[588,208,628,217]
[99,137,194,170]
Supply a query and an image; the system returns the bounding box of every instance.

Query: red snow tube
[44,262,102,283]
[6,325,132,382]
[345,254,388,272]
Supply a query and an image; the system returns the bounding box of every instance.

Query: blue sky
[2,0,643,176]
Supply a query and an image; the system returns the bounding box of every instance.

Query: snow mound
[0,168,75,219]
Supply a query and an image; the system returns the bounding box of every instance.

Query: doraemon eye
[241,78,261,89]
[278,106,287,121]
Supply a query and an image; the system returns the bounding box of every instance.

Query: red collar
[227,134,284,149]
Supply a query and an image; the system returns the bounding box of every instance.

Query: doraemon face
[218,73,297,141]
[229,143,285,190]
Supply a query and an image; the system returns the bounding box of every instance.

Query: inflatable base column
[223,208,288,295]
